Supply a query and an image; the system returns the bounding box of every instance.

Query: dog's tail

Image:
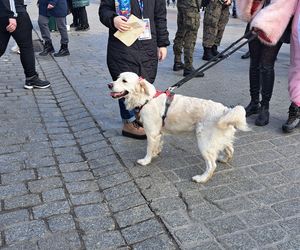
[217,106,250,131]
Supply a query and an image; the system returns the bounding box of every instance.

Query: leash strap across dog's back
[167,31,258,92]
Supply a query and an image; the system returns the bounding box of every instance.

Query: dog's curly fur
[109,72,250,183]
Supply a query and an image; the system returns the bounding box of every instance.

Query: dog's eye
[122,79,127,83]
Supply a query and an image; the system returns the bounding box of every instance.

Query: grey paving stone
[0,161,22,174]
[251,162,283,175]
[215,196,257,213]
[162,210,191,228]
[201,186,236,201]
[256,172,290,187]
[84,230,125,250]
[247,189,284,205]
[59,161,89,172]
[4,220,48,244]
[190,241,223,250]
[33,200,70,218]
[205,216,247,237]
[0,183,28,199]
[248,224,286,246]
[150,197,187,214]
[275,183,300,199]
[3,241,39,250]
[70,192,103,205]
[271,199,300,218]
[109,192,146,212]
[37,166,59,178]
[28,177,63,193]
[173,165,204,181]
[4,194,42,209]
[66,180,99,194]
[51,139,77,148]
[121,218,164,245]
[190,201,224,222]
[97,171,131,189]
[26,156,56,168]
[78,216,115,232]
[115,204,154,228]
[0,209,29,230]
[62,171,94,182]
[48,214,76,232]
[103,181,139,201]
[218,232,257,250]
[37,231,82,250]
[42,188,66,203]
[74,203,109,218]
[92,162,125,177]
[133,234,177,250]
[281,167,300,181]
[54,146,81,156]
[240,208,281,227]
[280,217,300,236]
[228,179,265,194]
[277,236,300,250]
[56,154,84,164]
[174,224,211,246]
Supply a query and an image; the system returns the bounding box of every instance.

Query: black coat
[99,0,169,83]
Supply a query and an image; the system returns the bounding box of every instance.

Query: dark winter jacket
[0,0,26,18]
[72,0,89,8]
[99,0,170,83]
[38,0,68,17]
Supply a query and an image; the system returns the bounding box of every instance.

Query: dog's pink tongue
[110,92,120,98]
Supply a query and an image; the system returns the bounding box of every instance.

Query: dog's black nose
[107,83,113,90]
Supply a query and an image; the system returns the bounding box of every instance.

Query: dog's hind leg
[137,133,160,166]
[224,144,234,161]
[192,156,217,183]
[152,134,163,157]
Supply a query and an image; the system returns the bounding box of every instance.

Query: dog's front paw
[192,175,209,183]
[137,158,151,166]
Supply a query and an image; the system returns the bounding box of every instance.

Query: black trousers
[0,12,36,78]
[77,7,89,27]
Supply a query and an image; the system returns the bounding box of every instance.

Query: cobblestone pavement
[0,2,300,250]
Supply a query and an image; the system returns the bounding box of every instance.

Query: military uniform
[202,0,230,60]
[173,0,201,73]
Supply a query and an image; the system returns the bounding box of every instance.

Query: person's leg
[0,18,11,57]
[38,15,55,56]
[11,13,50,89]
[54,17,70,57]
[255,41,282,126]
[173,8,185,71]
[245,37,262,117]
[75,7,89,31]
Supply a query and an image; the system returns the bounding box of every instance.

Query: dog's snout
[108,83,113,90]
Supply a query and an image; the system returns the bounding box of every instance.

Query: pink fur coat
[236,0,298,45]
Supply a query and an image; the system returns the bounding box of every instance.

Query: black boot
[183,66,204,77]
[39,41,55,56]
[241,51,250,59]
[173,62,184,71]
[54,44,70,57]
[24,74,51,89]
[282,103,300,133]
[245,100,260,117]
[255,104,269,126]
[212,45,225,59]
[202,47,216,61]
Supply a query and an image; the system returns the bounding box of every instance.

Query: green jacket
[72,0,89,8]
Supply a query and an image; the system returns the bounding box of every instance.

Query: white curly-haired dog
[108,72,249,183]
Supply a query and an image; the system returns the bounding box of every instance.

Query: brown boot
[122,121,147,140]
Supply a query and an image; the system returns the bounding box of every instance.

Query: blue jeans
[119,98,136,123]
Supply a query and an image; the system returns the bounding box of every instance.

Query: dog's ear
[139,78,151,95]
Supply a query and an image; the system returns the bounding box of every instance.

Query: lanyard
[137,0,144,18]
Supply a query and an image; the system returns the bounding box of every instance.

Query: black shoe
[282,103,300,133]
[202,47,217,61]
[39,41,55,56]
[245,101,260,117]
[255,105,269,126]
[24,75,50,89]
[183,67,204,77]
[232,11,237,18]
[75,25,90,31]
[212,45,225,59]
[241,51,250,59]
[54,44,70,57]
[70,23,78,28]
[173,62,184,71]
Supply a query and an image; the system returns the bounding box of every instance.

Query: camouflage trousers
[173,8,200,68]
[202,0,230,48]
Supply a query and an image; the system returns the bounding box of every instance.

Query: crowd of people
[0,0,300,137]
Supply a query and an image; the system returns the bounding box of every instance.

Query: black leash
[167,31,258,91]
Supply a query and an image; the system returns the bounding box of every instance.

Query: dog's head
[108,72,156,109]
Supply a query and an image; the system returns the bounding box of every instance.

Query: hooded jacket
[0,0,26,18]
[38,0,68,17]
[237,0,297,45]
[99,0,170,83]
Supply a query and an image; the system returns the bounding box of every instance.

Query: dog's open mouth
[110,91,129,99]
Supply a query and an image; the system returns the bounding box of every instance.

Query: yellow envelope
[114,14,146,47]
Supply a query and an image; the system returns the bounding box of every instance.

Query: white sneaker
[11,44,20,54]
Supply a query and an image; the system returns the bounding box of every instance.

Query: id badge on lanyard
[137,0,152,40]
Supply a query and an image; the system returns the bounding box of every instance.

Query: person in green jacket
[72,0,89,31]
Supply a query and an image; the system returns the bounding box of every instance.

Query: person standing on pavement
[0,0,50,89]
[38,0,70,57]
[173,0,204,77]
[237,0,295,126]
[99,0,169,140]
[72,0,90,31]
[202,0,232,61]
